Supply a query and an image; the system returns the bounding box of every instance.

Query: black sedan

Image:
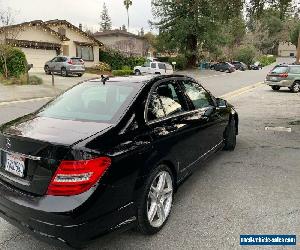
[231,61,248,71]
[0,75,238,248]
[214,62,236,73]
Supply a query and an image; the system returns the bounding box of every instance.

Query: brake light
[67,59,73,65]
[279,73,288,78]
[47,157,111,196]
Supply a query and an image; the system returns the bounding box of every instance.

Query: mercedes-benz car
[0,75,238,248]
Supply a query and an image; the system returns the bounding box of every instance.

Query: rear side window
[289,66,300,74]
[39,82,138,123]
[151,63,156,68]
[271,66,288,74]
[158,63,166,70]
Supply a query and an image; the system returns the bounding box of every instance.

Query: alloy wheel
[293,82,300,92]
[147,171,173,228]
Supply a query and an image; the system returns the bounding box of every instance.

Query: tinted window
[182,81,212,109]
[151,63,156,68]
[158,63,166,70]
[271,66,288,74]
[289,66,300,74]
[39,82,137,123]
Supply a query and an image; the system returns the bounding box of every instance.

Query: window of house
[76,46,94,61]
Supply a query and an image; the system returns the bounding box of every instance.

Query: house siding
[278,42,297,57]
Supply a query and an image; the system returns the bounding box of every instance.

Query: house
[0,20,103,69]
[94,29,149,57]
[278,42,297,57]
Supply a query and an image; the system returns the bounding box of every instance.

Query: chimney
[79,23,83,30]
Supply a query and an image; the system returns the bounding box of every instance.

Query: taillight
[47,157,111,196]
[279,73,288,78]
[67,59,73,65]
[80,59,84,65]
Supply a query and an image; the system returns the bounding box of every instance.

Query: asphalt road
[0,58,299,250]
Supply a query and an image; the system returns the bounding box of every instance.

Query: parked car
[231,61,248,71]
[44,56,85,77]
[134,61,174,75]
[214,62,236,73]
[265,64,300,92]
[0,74,238,248]
[249,61,263,70]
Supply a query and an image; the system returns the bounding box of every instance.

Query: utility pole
[297,31,300,64]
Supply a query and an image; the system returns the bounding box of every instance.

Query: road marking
[0,97,52,106]
[220,82,264,100]
[265,126,292,132]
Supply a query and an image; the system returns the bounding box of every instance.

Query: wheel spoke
[157,203,166,223]
[148,188,157,201]
[148,202,158,222]
[156,172,166,192]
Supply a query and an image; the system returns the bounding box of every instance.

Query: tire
[223,118,236,151]
[136,165,174,235]
[135,69,141,76]
[290,81,300,93]
[271,86,280,91]
[155,72,161,75]
[77,73,83,77]
[44,66,51,75]
[61,67,68,77]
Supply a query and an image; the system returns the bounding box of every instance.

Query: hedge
[257,55,276,67]
[112,69,133,76]
[100,49,146,70]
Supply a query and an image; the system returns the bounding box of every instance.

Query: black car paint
[0,75,238,248]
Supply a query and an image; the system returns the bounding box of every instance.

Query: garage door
[22,48,57,70]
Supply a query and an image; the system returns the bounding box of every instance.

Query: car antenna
[101,75,109,85]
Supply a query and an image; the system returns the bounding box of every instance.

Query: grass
[0,74,43,85]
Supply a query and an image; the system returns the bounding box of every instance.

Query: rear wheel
[137,165,174,235]
[77,73,83,77]
[290,81,300,93]
[135,69,141,75]
[61,67,68,77]
[271,86,280,91]
[223,118,236,151]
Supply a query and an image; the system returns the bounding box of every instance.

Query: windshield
[271,66,288,74]
[39,81,138,123]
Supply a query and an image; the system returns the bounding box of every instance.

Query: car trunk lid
[0,116,112,196]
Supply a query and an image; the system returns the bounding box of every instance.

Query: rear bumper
[67,68,85,74]
[265,80,293,87]
[0,180,136,248]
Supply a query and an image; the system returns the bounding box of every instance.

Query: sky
[1,0,154,34]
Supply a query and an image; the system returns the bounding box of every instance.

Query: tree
[151,0,245,67]
[124,0,132,30]
[100,3,112,31]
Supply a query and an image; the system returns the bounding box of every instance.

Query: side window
[289,67,300,74]
[147,81,186,122]
[158,63,166,70]
[52,57,59,62]
[151,63,156,69]
[143,62,150,67]
[182,81,213,109]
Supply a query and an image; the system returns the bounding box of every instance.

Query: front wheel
[44,66,51,75]
[223,118,236,151]
[135,69,141,75]
[137,165,174,235]
[271,86,280,91]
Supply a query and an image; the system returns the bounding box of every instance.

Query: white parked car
[134,61,174,75]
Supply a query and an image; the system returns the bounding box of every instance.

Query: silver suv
[44,56,85,77]
[265,64,300,92]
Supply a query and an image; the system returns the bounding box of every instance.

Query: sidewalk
[0,71,98,103]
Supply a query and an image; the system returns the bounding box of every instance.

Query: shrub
[93,62,111,72]
[234,46,257,66]
[100,49,146,70]
[1,74,43,85]
[257,55,276,67]
[112,69,133,76]
[0,45,27,78]
[168,55,187,70]
[122,65,131,70]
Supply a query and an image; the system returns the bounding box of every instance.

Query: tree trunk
[186,34,198,68]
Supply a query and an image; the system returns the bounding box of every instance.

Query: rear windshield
[271,66,288,74]
[38,81,139,123]
[71,58,83,63]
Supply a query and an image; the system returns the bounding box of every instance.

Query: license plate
[5,154,25,178]
[270,77,277,81]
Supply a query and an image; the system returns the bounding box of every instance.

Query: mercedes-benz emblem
[6,138,11,149]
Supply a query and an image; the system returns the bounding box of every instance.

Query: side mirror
[216,98,227,108]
